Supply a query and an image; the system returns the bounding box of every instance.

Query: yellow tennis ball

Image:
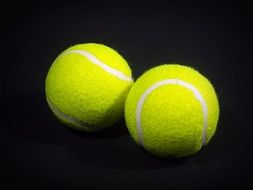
[125,64,219,157]
[46,43,133,131]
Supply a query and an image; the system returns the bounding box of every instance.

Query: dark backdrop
[2,1,252,189]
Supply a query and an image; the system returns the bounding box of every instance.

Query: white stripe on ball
[62,50,133,82]
[136,79,208,147]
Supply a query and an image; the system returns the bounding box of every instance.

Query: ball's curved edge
[45,43,134,132]
[124,64,220,158]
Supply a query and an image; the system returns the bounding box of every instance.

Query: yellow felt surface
[125,64,219,157]
[45,43,133,131]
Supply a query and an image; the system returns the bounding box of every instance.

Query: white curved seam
[62,50,132,82]
[136,79,208,147]
[47,97,86,128]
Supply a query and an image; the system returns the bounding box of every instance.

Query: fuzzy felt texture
[45,43,133,131]
[125,64,219,157]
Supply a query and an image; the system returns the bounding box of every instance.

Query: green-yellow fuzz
[125,64,219,157]
[45,43,133,131]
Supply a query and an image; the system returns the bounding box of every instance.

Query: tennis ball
[45,43,133,132]
[125,64,219,157]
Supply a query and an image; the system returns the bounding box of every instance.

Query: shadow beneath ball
[66,135,190,170]
[3,91,243,170]
[66,100,242,169]
[65,119,129,139]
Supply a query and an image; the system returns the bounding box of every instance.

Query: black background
[2,1,252,189]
